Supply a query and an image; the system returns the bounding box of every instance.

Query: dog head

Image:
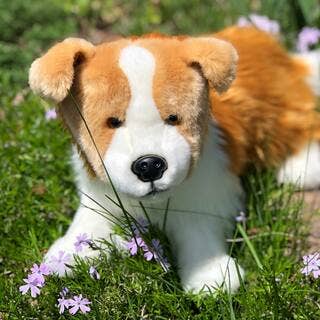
[29,35,237,198]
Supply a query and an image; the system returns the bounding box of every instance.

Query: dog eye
[106,117,123,128]
[165,114,180,125]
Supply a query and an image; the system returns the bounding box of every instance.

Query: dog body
[29,26,320,292]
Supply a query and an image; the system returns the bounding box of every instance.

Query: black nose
[131,155,168,182]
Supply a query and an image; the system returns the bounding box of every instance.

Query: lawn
[1,0,320,319]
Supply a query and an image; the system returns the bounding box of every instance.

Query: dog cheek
[103,133,132,189]
[162,127,192,185]
[102,129,152,197]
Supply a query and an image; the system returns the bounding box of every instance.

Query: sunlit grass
[1,92,319,319]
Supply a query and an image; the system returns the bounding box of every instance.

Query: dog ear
[183,37,238,93]
[29,38,95,102]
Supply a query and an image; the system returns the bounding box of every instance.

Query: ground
[300,191,320,252]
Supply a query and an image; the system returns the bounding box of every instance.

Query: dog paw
[277,141,320,190]
[44,236,99,276]
[181,255,244,294]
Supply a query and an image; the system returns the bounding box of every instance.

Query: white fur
[295,49,320,96]
[277,141,320,189]
[45,124,244,292]
[44,44,244,292]
[278,51,320,189]
[152,125,245,292]
[104,45,191,197]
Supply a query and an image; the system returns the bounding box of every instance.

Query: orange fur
[28,28,320,293]
[212,26,320,174]
[29,27,320,178]
[30,35,237,177]
[139,37,236,166]
[60,39,132,177]
[29,38,95,102]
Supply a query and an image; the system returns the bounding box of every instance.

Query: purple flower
[89,266,100,280]
[56,287,72,314]
[144,239,163,262]
[30,263,51,276]
[60,287,69,297]
[301,252,320,278]
[19,262,52,298]
[237,16,251,27]
[158,256,171,272]
[151,239,166,262]
[235,211,247,223]
[143,249,154,261]
[237,14,280,35]
[29,263,51,285]
[150,239,162,253]
[142,239,171,271]
[126,223,171,271]
[127,236,171,271]
[126,237,146,256]
[48,251,71,276]
[74,233,92,252]
[148,239,171,271]
[68,294,91,315]
[45,108,57,120]
[132,217,149,235]
[297,27,320,53]
[57,297,71,314]
[19,274,42,298]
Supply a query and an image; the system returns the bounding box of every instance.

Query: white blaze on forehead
[103,44,191,198]
[118,45,161,124]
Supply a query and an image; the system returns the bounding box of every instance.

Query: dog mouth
[145,182,168,197]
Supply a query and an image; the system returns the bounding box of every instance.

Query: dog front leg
[166,215,244,293]
[44,204,114,275]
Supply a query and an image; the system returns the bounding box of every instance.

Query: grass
[1,0,320,319]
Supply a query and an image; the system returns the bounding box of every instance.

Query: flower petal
[80,304,91,314]
[19,284,30,295]
[69,305,79,315]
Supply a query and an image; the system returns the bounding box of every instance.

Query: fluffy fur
[277,141,320,189]
[29,26,320,293]
[212,27,320,175]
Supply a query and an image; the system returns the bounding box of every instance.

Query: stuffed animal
[29,26,320,293]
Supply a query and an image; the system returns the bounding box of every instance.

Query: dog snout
[131,155,168,182]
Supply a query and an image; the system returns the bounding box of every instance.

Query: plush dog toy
[29,26,320,293]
